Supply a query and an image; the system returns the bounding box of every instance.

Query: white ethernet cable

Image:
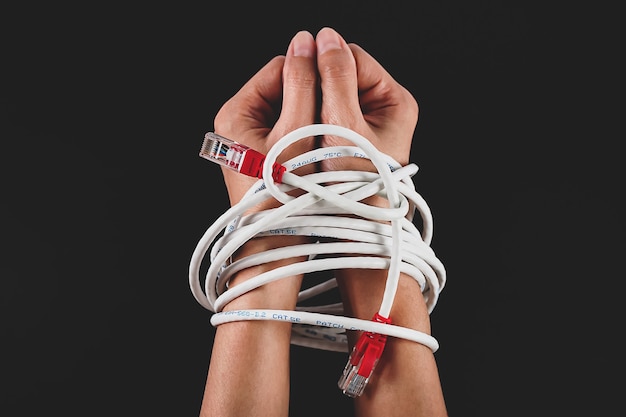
[188,124,446,397]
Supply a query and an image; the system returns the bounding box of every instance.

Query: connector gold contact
[199,132,285,182]
[200,132,249,170]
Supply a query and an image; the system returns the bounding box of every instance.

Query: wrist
[336,270,432,336]
[223,235,310,312]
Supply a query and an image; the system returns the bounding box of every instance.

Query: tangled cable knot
[189,124,446,355]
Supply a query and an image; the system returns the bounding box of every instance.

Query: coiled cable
[188,123,446,356]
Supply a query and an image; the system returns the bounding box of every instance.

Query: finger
[349,43,419,131]
[347,43,417,166]
[213,56,284,206]
[315,27,362,127]
[214,55,285,139]
[273,30,318,135]
[267,30,318,172]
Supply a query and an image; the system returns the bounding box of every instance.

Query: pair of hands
[214,27,419,207]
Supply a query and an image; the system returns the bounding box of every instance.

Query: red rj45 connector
[200,132,286,183]
[337,313,392,397]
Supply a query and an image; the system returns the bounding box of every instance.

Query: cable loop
[189,124,446,352]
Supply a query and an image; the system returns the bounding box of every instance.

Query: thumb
[316,27,363,128]
[274,30,318,134]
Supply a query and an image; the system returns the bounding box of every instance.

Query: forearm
[200,236,306,417]
[336,269,448,417]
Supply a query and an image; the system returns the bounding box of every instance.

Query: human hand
[315,27,419,172]
[314,28,429,336]
[200,29,446,417]
[210,31,322,306]
[213,30,318,208]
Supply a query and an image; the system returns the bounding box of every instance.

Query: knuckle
[213,100,237,133]
[283,68,317,90]
[398,85,419,121]
[406,90,419,119]
[320,63,354,82]
[319,52,356,81]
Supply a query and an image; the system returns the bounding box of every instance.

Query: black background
[1,2,622,416]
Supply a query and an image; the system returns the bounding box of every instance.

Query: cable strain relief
[271,162,287,183]
[337,313,392,397]
[372,312,392,325]
[239,149,266,178]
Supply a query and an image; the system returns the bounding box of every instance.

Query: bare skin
[315,28,448,417]
[199,27,447,417]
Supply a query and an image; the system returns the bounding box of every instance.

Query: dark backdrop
[1,2,622,416]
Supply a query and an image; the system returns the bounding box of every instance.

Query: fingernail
[316,27,343,54]
[292,31,315,57]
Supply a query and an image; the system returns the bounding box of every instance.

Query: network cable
[188,124,446,397]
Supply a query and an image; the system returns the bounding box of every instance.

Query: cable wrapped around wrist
[188,124,446,353]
